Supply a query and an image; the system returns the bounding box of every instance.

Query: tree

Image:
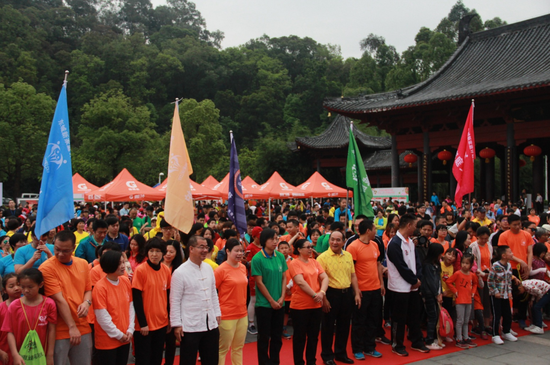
[75,89,160,184]
[0,81,56,198]
[178,98,227,183]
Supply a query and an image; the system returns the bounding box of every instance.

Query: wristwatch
[85,299,92,306]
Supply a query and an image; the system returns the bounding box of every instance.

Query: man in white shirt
[386,214,429,357]
[170,236,221,365]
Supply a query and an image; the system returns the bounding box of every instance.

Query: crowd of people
[0,192,549,365]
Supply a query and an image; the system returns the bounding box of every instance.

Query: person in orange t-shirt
[131,238,171,365]
[288,239,328,365]
[346,219,386,357]
[93,250,134,365]
[497,214,533,328]
[39,231,93,365]
[445,255,477,347]
[215,238,248,365]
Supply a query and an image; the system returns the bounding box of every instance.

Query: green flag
[346,124,374,219]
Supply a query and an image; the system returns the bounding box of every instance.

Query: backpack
[438,305,454,338]
[19,299,48,365]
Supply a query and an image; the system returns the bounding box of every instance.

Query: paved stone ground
[411,330,550,365]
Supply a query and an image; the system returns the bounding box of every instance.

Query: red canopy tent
[201,175,220,189]
[73,173,99,201]
[241,176,269,200]
[156,178,222,200]
[85,168,165,202]
[295,171,351,198]
[259,172,300,198]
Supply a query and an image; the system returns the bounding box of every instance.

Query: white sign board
[372,187,409,203]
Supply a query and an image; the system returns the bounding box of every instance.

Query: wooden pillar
[423,132,431,202]
[480,158,487,201]
[316,159,321,172]
[533,155,544,198]
[486,157,495,202]
[505,122,516,203]
[417,154,423,202]
[391,135,400,187]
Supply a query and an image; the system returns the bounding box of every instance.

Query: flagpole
[346,121,353,230]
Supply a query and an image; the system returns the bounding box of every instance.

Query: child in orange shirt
[93,250,134,365]
[446,254,477,349]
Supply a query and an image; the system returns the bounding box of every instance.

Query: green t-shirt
[316,233,330,254]
[134,216,151,231]
[251,249,288,308]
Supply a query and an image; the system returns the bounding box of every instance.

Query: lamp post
[158,172,164,185]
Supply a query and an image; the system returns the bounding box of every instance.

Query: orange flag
[164,101,194,233]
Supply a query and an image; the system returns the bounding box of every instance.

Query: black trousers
[383,278,391,321]
[96,344,130,365]
[321,287,353,361]
[165,327,176,365]
[256,306,285,365]
[390,290,424,351]
[512,269,528,320]
[179,328,219,365]
[290,308,322,365]
[351,289,381,353]
[134,326,167,365]
[424,295,439,345]
[491,296,512,336]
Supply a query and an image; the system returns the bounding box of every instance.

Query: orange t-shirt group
[131,263,171,331]
[288,258,325,310]
[215,262,248,320]
[346,239,381,292]
[445,270,477,304]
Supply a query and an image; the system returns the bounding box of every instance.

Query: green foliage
[0,81,56,197]
[0,0,507,197]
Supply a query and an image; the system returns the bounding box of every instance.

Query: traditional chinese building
[323,14,550,203]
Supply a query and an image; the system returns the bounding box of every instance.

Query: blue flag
[35,82,74,237]
[227,132,247,235]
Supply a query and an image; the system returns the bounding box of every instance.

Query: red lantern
[519,159,526,168]
[479,147,496,163]
[438,149,453,165]
[524,144,541,162]
[404,153,418,167]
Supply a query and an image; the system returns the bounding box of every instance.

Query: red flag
[452,101,476,208]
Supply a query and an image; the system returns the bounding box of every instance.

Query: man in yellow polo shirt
[317,231,360,365]
[472,207,492,227]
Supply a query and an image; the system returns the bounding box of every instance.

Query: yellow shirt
[472,217,492,227]
[316,249,355,289]
[73,231,90,253]
[204,258,219,271]
[441,260,454,297]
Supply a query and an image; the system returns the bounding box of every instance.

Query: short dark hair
[187,235,206,248]
[145,237,167,255]
[533,242,548,257]
[55,231,76,246]
[476,226,491,237]
[225,238,242,254]
[92,219,108,231]
[105,215,119,227]
[507,214,521,224]
[100,250,123,274]
[9,233,27,249]
[259,228,277,247]
[418,220,433,229]
[277,241,290,249]
[354,214,368,222]
[293,239,308,255]
[329,221,344,231]
[358,220,374,235]
[286,219,299,228]
[399,214,417,228]
[495,245,510,260]
[223,229,237,240]
[97,241,122,258]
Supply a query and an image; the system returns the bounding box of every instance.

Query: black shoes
[335,357,355,364]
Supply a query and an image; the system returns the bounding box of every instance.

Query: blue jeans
[533,290,550,327]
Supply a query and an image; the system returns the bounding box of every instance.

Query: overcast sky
[150,0,550,59]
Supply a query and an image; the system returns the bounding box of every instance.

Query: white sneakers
[426,343,443,350]
[502,333,518,342]
[492,333,517,344]
[529,326,544,335]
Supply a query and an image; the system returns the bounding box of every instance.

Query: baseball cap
[252,226,263,238]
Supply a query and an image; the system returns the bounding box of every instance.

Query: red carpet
[141,321,545,364]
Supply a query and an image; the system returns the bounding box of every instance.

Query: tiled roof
[294,114,391,150]
[324,14,550,114]
[364,150,414,170]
